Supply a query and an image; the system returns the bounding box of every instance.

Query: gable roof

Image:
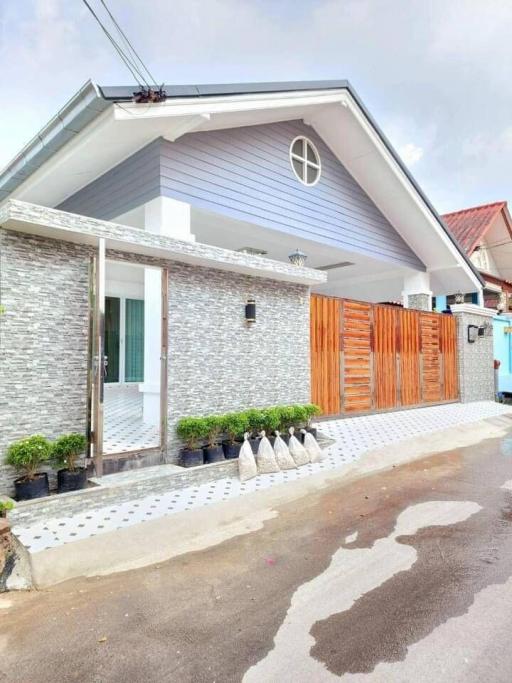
[442,201,507,254]
[0,78,484,292]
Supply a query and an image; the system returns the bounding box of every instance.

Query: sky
[1,0,511,214]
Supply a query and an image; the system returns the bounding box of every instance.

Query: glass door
[125,298,144,382]
[105,297,120,383]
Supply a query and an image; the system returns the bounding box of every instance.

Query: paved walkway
[10,401,512,555]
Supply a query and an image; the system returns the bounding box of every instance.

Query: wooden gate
[311,295,459,415]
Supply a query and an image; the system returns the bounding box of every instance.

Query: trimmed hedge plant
[176,404,321,447]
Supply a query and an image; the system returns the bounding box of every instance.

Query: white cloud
[399,142,424,166]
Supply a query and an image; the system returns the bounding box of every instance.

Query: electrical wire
[80,0,150,88]
[98,0,159,88]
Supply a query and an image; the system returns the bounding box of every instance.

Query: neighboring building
[0,80,494,493]
[441,201,512,393]
[439,202,512,311]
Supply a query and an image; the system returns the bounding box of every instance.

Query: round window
[290,136,321,186]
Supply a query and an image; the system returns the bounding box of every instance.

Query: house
[440,201,512,393]
[0,79,496,494]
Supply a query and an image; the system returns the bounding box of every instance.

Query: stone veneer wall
[0,230,310,492]
[406,293,431,311]
[451,308,495,402]
[108,250,311,461]
[0,230,92,494]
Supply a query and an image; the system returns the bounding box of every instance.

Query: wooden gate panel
[440,314,459,400]
[420,313,442,403]
[374,306,398,409]
[341,300,372,413]
[310,295,340,415]
[311,295,459,416]
[399,309,421,406]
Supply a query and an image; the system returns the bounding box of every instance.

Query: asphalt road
[2,430,512,682]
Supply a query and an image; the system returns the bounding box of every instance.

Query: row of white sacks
[239,426,325,482]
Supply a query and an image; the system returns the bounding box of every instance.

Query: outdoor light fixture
[288,249,307,267]
[467,324,479,343]
[245,298,256,324]
[454,291,465,304]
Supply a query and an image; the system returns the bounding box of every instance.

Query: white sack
[238,432,258,482]
[288,427,310,466]
[256,431,281,474]
[273,430,297,470]
[301,429,325,463]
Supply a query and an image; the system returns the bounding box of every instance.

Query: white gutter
[0,80,109,201]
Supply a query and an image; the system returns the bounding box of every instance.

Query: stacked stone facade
[0,229,310,493]
[451,304,495,402]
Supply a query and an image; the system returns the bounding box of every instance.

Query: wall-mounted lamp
[288,249,307,267]
[245,298,256,324]
[467,324,479,343]
[479,321,492,337]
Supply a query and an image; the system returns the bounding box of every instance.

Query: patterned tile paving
[104,384,160,454]
[12,401,512,554]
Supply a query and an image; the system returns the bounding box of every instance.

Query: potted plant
[304,404,321,439]
[51,433,88,493]
[277,406,296,444]
[0,499,14,518]
[261,407,281,446]
[176,417,208,467]
[6,435,52,500]
[243,408,265,453]
[203,416,225,463]
[221,413,248,459]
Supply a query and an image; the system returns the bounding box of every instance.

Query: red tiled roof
[441,201,507,255]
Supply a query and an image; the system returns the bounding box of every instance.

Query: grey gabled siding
[58,138,161,220]
[59,120,423,270]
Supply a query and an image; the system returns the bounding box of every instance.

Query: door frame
[87,243,169,475]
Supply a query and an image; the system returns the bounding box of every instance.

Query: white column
[402,271,432,310]
[137,196,191,424]
[144,196,195,242]
[139,267,161,426]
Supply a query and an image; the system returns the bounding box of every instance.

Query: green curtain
[125,298,144,382]
[104,297,120,383]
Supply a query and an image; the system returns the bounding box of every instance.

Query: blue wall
[494,315,512,393]
[59,120,424,270]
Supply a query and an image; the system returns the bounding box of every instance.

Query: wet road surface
[2,430,512,682]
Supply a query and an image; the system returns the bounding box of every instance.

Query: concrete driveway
[2,430,512,682]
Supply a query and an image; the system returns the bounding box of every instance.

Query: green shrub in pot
[261,407,281,443]
[51,433,88,493]
[203,416,225,464]
[176,417,208,467]
[221,413,248,459]
[6,435,52,501]
[304,404,321,439]
[242,408,265,453]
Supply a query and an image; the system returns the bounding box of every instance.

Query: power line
[98,0,158,88]
[80,0,150,88]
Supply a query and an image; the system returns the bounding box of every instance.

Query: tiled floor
[104,384,160,454]
[12,401,512,554]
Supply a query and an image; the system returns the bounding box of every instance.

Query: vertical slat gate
[399,309,421,406]
[374,305,398,409]
[311,295,459,415]
[310,295,340,415]
[440,314,459,400]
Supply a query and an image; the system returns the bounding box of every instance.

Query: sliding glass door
[125,298,145,382]
[105,297,120,383]
[104,296,144,384]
